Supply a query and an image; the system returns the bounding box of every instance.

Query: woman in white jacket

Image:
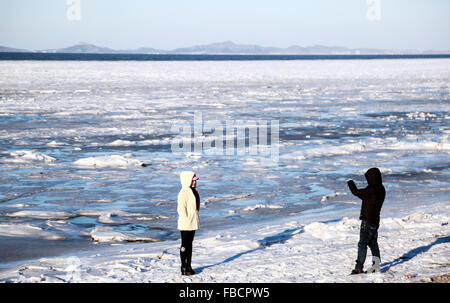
[177,171,200,275]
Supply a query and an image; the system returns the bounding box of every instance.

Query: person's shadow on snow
[381,235,450,272]
[195,226,304,274]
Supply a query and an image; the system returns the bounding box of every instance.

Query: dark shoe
[181,267,189,276]
[181,267,194,276]
[351,269,365,275]
[186,267,196,275]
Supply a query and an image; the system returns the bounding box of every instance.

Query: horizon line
[1,41,450,54]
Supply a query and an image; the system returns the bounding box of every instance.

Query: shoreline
[0,201,349,272]
[0,198,448,283]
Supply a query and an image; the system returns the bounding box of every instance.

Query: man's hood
[365,167,382,185]
[180,171,195,189]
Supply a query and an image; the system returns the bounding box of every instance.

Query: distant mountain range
[0,41,448,55]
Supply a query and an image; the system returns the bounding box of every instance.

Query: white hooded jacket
[177,171,199,231]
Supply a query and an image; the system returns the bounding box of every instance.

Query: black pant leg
[180,231,190,268]
[186,231,195,269]
[356,221,381,270]
[180,230,195,269]
[356,227,370,270]
[368,229,380,259]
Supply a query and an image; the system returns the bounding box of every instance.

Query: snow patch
[404,211,432,221]
[304,217,359,240]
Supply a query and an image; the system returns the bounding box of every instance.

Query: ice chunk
[5,150,56,163]
[73,155,145,168]
[90,226,156,243]
[6,210,75,220]
[0,223,64,240]
[46,141,64,147]
[320,192,341,203]
[243,204,283,211]
[107,139,136,146]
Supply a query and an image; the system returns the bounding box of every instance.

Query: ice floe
[0,223,65,240]
[3,150,56,163]
[90,226,157,243]
[6,210,75,220]
[243,204,283,212]
[46,141,65,147]
[73,155,145,168]
[107,139,136,146]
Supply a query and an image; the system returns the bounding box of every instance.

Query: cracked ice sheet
[0,200,448,283]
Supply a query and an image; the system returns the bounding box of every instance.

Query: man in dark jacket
[347,167,385,274]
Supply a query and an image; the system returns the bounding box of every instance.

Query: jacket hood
[365,167,382,185]
[180,171,195,189]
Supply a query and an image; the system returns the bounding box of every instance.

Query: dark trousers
[356,220,380,270]
[180,230,195,269]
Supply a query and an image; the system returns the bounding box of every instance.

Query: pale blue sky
[1,0,449,51]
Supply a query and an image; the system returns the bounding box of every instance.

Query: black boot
[351,268,366,275]
[181,266,193,276]
[186,246,195,275]
[180,246,189,276]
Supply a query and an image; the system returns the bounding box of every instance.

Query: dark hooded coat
[347,168,386,228]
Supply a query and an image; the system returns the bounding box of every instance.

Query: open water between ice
[0,59,448,266]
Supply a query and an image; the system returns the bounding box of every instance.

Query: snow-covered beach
[0,58,449,282]
[0,197,448,283]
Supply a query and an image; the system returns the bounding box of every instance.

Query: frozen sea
[0,58,449,269]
